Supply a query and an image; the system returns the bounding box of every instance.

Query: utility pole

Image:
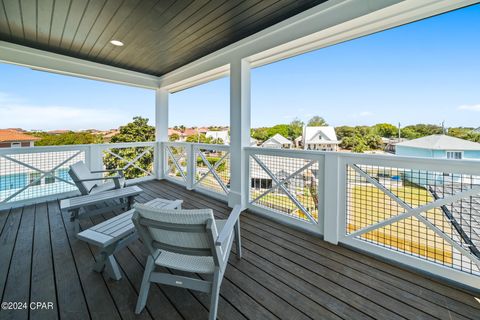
[398,122,401,141]
[441,121,445,134]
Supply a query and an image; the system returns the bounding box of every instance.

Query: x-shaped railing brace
[0,151,82,203]
[194,149,229,194]
[250,154,317,224]
[165,146,187,182]
[347,164,480,268]
[106,147,153,176]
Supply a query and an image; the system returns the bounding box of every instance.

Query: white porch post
[228,58,251,209]
[323,153,341,244]
[155,88,169,179]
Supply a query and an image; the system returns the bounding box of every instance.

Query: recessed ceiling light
[110,40,124,46]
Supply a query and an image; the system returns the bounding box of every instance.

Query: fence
[338,154,480,287]
[2,141,479,288]
[244,147,480,288]
[0,142,156,208]
[162,142,230,200]
[245,147,323,234]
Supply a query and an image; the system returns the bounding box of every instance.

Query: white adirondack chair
[68,161,126,195]
[132,203,243,320]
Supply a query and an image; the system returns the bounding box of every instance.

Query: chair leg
[209,270,221,320]
[135,255,155,314]
[235,221,242,259]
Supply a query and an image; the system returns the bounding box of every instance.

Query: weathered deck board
[0,179,479,320]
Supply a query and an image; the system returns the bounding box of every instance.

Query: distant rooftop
[396,134,480,151]
[264,133,293,145]
[0,129,40,142]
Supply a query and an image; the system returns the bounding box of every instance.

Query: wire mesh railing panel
[194,147,230,195]
[346,163,480,275]
[103,145,154,180]
[0,149,85,203]
[165,144,187,183]
[249,153,320,224]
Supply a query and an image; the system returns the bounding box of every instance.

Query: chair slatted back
[69,161,96,195]
[132,204,221,262]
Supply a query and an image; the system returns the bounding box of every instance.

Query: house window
[446,151,462,160]
[11,142,21,148]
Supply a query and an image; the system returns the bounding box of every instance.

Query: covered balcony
[1,0,480,319]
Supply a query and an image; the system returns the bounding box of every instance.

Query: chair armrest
[75,175,123,182]
[215,205,242,246]
[91,169,124,176]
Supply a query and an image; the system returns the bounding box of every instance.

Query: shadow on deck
[0,180,479,320]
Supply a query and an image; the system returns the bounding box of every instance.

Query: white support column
[228,58,251,209]
[186,143,196,190]
[155,88,169,179]
[323,153,341,244]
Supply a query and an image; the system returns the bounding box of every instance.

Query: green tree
[251,127,269,142]
[403,124,443,137]
[266,124,290,139]
[169,133,180,141]
[400,127,419,139]
[186,133,211,143]
[288,118,304,140]
[364,134,383,149]
[307,116,328,126]
[335,126,356,140]
[34,131,103,146]
[373,123,398,138]
[104,117,155,179]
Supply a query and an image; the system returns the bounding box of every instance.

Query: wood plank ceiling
[0,0,328,76]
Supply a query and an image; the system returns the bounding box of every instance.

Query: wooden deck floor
[1,180,479,320]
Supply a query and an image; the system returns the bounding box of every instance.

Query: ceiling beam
[0,41,159,89]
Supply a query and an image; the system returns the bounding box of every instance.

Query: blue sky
[0,4,479,130]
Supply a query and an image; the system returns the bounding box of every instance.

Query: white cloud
[0,92,130,130]
[458,104,480,112]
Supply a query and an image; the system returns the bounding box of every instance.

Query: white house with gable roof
[301,126,340,151]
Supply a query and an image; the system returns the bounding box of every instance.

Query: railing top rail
[245,146,325,159]
[0,141,157,156]
[163,141,230,150]
[0,144,91,155]
[245,146,480,175]
[96,141,156,149]
[193,143,230,151]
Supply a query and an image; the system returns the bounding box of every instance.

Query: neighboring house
[395,135,480,160]
[250,155,309,192]
[396,135,480,187]
[261,133,292,149]
[294,136,303,148]
[250,137,259,146]
[473,127,480,133]
[382,137,408,154]
[0,129,40,148]
[206,130,229,144]
[302,126,340,151]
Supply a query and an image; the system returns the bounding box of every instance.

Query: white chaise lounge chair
[68,161,126,195]
[62,161,141,234]
[132,203,243,320]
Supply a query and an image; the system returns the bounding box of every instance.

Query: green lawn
[348,185,453,263]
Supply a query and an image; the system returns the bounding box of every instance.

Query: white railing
[162,142,230,200]
[245,147,480,289]
[0,142,156,208]
[1,141,479,289]
[98,142,156,183]
[245,147,324,235]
